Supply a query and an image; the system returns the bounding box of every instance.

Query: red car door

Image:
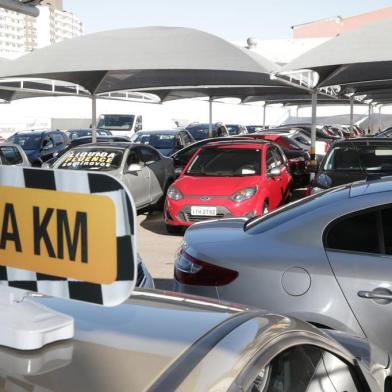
[264,147,283,210]
[272,146,291,200]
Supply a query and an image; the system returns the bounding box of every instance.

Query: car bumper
[165,197,259,227]
[173,279,219,300]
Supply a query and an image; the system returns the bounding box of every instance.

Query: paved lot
[137,210,183,290]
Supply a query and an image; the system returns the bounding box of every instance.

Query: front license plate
[191,206,217,216]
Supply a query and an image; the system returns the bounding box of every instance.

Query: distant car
[8,289,387,391]
[42,135,132,167]
[245,133,310,187]
[311,138,392,193]
[66,128,112,140]
[130,129,195,156]
[226,124,248,135]
[7,129,69,166]
[136,254,154,289]
[246,125,264,133]
[173,176,392,356]
[171,136,254,177]
[276,123,338,142]
[185,122,229,141]
[165,140,292,233]
[53,143,175,210]
[0,143,30,166]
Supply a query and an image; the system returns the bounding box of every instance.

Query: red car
[164,140,292,233]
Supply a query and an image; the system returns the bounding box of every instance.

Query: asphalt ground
[137,188,307,291]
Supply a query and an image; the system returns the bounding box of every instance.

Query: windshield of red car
[55,148,124,171]
[186,147,261,177]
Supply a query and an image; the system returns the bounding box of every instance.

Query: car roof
[332,137,392,146]
[136,129,184,134]
[13,129,56,136]
[3,289,350,391]
[69,142,137,149]
[202,140,269,149]
[350,175,392,198]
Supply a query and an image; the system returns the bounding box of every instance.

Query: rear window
[186,125,210,140]
[226,125,240,135]
[187,147,261,177]
[8,134,41,150]
[132,133,176,149]
[0,146,22,165]
[55,148,123,171]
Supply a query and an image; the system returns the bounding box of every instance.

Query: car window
[55,148,124,171]
[272,147,284,166]
[0,146,23,165]
[324,209,380,254]
[266,148,276,171]
[187,147,261,177]
[126,149,140,166]
[52,133,65,146]
[8,134,42,150]
[136,146,160,165]
[42,135,54,149]
[246,345,359,392]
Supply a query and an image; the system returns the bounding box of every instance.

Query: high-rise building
[0,0,82,59]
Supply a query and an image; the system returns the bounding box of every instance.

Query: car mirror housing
[269,167,281,177]
[127,163,143,173]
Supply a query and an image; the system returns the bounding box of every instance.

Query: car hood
[176,176,260,196]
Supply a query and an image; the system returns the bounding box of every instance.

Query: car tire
[165,223,181,235]
[262,202,269,216]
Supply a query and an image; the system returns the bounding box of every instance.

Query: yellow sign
[0,186,117,284]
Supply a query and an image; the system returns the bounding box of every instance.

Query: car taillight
[174,249,238,286]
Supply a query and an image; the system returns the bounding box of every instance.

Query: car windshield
[132,133,176,149]
[226,125,240,135]
[55,148,124,171]
[8,134,42,150]
[186,125,210,140]
[97,115,135,130]
[323,145,392,172]
[187,147,261,177]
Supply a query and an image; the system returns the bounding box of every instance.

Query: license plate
[190,206,217,216]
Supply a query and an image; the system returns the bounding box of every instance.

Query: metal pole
[379,105,382,132]
[310,90,317,164]
[368,103,372,134]
[349,97,354,136]
[91,95,97,143]
[296,106,299,120]
[263,103,267,128]
[208,98,213,137]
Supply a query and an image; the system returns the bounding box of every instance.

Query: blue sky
[64,0,392,40]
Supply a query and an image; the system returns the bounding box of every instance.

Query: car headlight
[231,187,257,202]
[167,185,183,201]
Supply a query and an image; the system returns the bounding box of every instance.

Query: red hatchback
[164,141,292,232]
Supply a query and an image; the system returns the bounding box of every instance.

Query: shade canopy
[0,26,287,94]
[282,19,392,90]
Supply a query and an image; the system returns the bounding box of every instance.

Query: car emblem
[200,196,210,201]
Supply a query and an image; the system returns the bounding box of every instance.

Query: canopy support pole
[263,103,267,129]
[91,95,97,143]
[379,105,382,132]
[296,106,299,120]
[208,98,213,137]
[310,90,317,164]
[368,103,372,135]
[349,97,354,135]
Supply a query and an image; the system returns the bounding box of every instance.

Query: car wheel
[165,223,182,235]
[262,202,269,216]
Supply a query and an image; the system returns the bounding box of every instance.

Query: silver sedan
[174,177,392,354]
[53,142,175,210]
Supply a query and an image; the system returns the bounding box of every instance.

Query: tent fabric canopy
[282,19,392,90]
[0,26,286,94]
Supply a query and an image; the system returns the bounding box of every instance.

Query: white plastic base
[0,287,74,350]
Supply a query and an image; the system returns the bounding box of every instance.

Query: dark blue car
[130,129,195,156]
[8,130,69,166]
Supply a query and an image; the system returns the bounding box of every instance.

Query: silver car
[0,143,31,166]
[53,142,175,210]
[0,289,386,391]
[174,177,392,354]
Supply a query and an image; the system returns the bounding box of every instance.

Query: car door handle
[358,290,392,301]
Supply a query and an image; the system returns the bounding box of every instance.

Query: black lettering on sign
[57,210,88,263]
[33,207,56,258]
[0,203,21,252]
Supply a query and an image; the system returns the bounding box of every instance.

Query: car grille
[184,213,226,222]
[136,263,145,287]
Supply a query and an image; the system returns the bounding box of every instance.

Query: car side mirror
[269,167,281,177]
[127,163,143,173]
